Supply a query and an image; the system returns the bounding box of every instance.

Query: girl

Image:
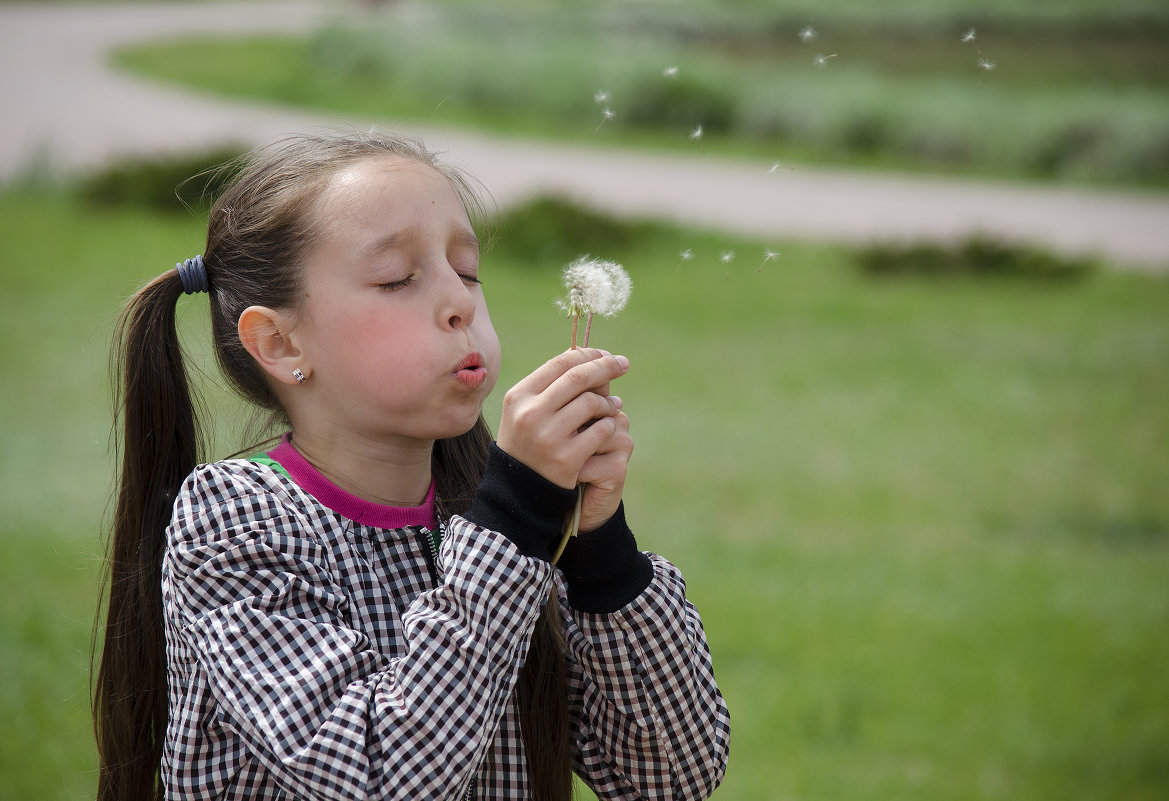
[94,131,729,801]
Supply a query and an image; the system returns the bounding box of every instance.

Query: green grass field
[2,181,1167,800]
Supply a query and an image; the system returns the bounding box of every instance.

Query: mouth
[453,352,488,388]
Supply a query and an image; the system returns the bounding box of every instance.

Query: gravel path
[3,0,1167,271]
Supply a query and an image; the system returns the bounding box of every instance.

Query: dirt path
[3,0,1167,271]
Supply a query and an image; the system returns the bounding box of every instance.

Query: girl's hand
[496,348,630,495]
[575,401,633,533]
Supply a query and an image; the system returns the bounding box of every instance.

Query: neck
[288,428,433,507]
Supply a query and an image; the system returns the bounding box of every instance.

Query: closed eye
[378,276,415,292]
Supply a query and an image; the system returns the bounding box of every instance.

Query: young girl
[94,131,730,801]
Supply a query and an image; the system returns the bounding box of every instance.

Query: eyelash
[378,273,482,292]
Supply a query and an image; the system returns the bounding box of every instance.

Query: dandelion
[961,28,976,43]
[594,90,610,104]
[553,257,632,561]
[680,248,694,261]
[813,53,837,69]
[978,57,996,71]
[719,250,735,264]
[799,25,817,42]
[595,107,615,132]
[557,256,632,349]
[690,124,704,140]
[663,65,679,78]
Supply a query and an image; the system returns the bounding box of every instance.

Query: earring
[292,368,306,384]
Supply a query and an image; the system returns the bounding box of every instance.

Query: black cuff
[557,503,655,613]
[463,443,577,563]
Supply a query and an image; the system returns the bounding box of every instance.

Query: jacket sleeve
[561,555,731,800]
[466,444,731,799]
[162,462,554,801]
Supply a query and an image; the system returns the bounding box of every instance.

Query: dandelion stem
[571,313,580,349]
[583,313,595,347]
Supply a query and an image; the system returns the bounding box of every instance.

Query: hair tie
[176,255,209,295]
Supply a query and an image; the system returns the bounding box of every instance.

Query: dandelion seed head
[663,65,679,78]
[799,25,817,42]
[961,28,977,43]
[690,124,704,140]
[557,256,632,319]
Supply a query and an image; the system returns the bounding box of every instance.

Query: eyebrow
[358,226,480,260]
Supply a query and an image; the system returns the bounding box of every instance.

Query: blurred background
[1,0,1167,799]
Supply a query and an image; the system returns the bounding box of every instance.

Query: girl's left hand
[576,398,633,533]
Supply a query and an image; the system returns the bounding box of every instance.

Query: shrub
[487,195,664,268]
[856,237,1096,281]
[79,147,245,214]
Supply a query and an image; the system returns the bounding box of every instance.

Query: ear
[238,305,308,386]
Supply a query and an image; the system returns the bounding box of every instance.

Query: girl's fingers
[510,348,611,397]
[496,348,630,488]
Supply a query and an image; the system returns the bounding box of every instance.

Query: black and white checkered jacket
[160,444,730,799]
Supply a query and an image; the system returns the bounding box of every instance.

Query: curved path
[3,0,1168,271]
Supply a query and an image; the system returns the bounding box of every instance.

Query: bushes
[856,237,1096,281]
[487,195,667,267]
[79,146,244,214]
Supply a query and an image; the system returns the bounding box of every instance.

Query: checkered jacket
[160,453,730,800]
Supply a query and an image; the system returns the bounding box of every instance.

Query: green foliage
[78,146,245,214]
[487,195,669,267]
[113,3,1169,186]
[856,237,1097,280]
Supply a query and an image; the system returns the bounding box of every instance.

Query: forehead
[318,155,464,221]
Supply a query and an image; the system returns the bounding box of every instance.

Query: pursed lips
[452,352,487,388]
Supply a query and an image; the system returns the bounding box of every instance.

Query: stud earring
[292,368,306,384]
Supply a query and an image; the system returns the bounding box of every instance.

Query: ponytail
[94,268,206,801]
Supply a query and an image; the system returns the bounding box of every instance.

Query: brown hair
[93,131,571,801]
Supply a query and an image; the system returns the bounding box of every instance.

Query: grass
[110,2,1169,186]
[3,179,1166,799]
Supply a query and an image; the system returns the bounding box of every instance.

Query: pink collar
[267,435,437,531]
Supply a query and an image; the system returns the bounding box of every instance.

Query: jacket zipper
[416,523,477,801]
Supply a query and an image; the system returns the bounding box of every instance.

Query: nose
[439,267,477,331]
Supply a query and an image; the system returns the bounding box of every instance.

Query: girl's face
[290,156,501,446]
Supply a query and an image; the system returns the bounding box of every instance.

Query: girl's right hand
[495,348,629,491]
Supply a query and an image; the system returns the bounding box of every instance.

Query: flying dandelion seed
[594,90,610,104]
[799,25,817,42]
[680,248,694,261]
[663,65,679,78]
[719,250,735,264]
[960,27,995,87]
[595,107,616,132]
[763,249,781,262]
[813,53,837,69]
[690,124,704,140]
[768,162,794,174]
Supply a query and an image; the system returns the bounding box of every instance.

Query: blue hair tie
[176,255,209,295]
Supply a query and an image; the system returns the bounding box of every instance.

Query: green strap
[249,453,291,481]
